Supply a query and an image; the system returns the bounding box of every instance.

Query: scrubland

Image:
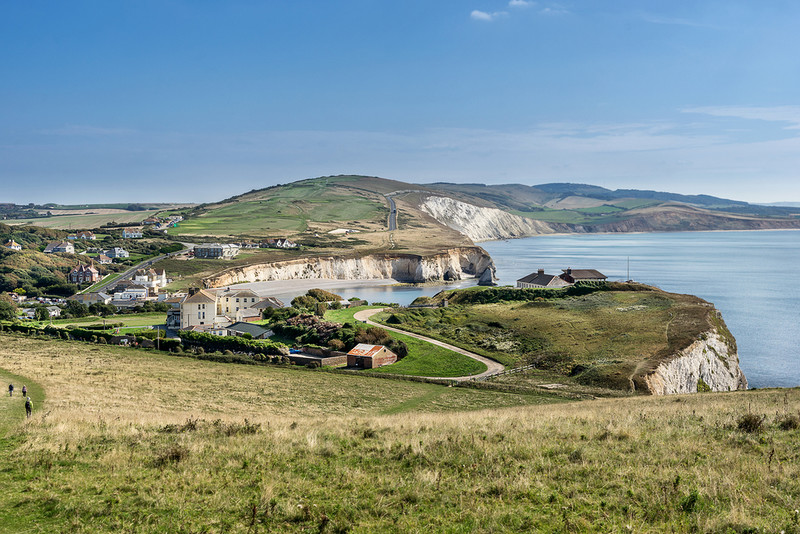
[0,334,798,533]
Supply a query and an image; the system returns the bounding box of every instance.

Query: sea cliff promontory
[202,247,496,288]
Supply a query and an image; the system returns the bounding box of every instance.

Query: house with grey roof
[516,269,571,289]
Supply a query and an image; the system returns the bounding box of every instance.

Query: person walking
[24,396,32,419]
[21,385,26,397]
[8,383,12,397]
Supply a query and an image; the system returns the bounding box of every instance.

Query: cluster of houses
[119,215,183,238]
[173,287,282,332]
[516,268,608,288]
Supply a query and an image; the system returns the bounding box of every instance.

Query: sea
[274,230,800,389]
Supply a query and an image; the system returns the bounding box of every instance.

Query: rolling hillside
[164,176,800,251]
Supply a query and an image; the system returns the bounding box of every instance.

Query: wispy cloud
[39,125,137,136]
[539,5,569,16]
[639,13,716,29]
[470,9,508,21]
[508,0,534,7]
[683,105,800,129]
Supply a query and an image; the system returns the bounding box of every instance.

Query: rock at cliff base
[478,268,496,286]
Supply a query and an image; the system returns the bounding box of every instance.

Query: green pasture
[325,306,487,377]
[170,182,386,237]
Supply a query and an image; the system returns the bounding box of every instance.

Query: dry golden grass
[1,334,799,532]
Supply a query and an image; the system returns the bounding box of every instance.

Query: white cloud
[540,5,569,15]
[683,105,800,129]
[508,0,534,7]
[39,125,137,136]
[470,9,507,21]
[640,13,709,28]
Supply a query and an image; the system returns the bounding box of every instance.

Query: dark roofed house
[225,322,273,339]
[559,268,608,284]
[252,296,284,310]
[516,269,571,289]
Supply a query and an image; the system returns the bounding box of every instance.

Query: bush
[776,413,800,431]
[737,413,765,433]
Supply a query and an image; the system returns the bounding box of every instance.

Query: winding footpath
[353,308,505,382]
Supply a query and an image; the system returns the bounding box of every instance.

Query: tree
[63,300,89,318]
[34,306,49,321]
[0,301,16,321]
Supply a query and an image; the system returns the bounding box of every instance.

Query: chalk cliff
[638,326,748,395]
[419,196,572,242]
[419,195,800,242]
[202,247,496,288]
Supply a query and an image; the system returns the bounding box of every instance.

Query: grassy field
[169,178,388,238]
[372,286,721,390]
[325,306,487,378]
[0,335,798,532]
[6,210,162,229]
[42,312,167,329]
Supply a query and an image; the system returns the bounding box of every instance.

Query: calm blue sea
[304,230,800,389]
[481,230,800,389]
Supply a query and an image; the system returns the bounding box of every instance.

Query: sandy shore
[214,278,402,302]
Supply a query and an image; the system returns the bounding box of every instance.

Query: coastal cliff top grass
[0,334,799,532]
[374,283,726,392]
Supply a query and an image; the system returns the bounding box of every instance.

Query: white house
[105,247,130,259]
[4,239,22,251]
[193,243,240,259]
[43,241,75,254]
[122,227,143,239]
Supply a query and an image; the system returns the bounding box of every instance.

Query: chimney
[538,268,545,275]
[566,267,572,275]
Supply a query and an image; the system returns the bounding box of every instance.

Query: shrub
[737,413,765,433]
[776,413,800,431]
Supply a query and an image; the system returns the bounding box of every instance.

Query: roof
[183,289,217,304]
[252,297,284,309]
[516,271,568,287]
[220,288,259,299]
[561,269,607,280]
[226,322,272,337]
[347,344,386,358]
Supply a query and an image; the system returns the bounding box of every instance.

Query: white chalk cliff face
[419,196,570,242]
[203,247,496,288]
[641,331,748,395]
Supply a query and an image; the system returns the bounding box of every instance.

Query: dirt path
[353,308,505,382]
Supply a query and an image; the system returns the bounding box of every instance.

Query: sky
[3,0,800,204]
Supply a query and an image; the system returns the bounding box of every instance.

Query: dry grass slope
[0,334,798,532]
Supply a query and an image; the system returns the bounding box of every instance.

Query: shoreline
[472,226,800,243]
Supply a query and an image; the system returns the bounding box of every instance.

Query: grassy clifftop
[375,283,730,393]
[0,335,797,532]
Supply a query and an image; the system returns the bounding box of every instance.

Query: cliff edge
[202,247,496,288]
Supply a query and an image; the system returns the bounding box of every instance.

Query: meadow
[325,306,487,377]
[169,178,388,238]
[371,286,720,390]
[0,334,798,532]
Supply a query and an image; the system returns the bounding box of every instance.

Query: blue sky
[3,1,800,204]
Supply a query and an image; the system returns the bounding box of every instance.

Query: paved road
[353,308,505,382]
[87,248,187,293]
[386,195,397,231]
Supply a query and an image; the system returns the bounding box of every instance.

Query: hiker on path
[8,383,12,396]
[21,385,26,397]
[25,397,32,419]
